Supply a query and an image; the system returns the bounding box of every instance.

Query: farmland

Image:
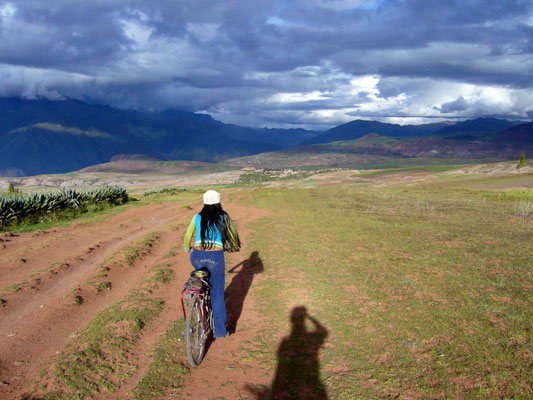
[0,161,531,399]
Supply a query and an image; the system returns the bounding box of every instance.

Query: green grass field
[238,171,532,399]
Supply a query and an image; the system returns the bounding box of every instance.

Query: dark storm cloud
[438,96,469,113]
[0,0,532,128]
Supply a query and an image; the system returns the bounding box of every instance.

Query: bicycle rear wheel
[185,296,206,367]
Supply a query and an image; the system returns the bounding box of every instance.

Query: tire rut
[1,193,274,400]
[0,203,189,398]
[97,231,192,400]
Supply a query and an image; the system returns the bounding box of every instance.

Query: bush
[517,152,526,169]
[0,186,129,229]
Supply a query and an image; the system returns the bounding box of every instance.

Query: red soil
[0,194,274,399]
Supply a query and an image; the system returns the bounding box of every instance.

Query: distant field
[0,162,531,399]
[0,160,243,193]
[224,148,491,169]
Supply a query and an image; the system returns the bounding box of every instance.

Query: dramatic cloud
[1,0,532,129]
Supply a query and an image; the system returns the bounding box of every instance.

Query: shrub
[517,151,526,169]
[0,186,129,229]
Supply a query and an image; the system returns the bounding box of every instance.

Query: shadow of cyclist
[247,306,329,399]
[225,251,264,334]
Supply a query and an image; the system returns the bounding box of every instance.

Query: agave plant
[0,186,129,229]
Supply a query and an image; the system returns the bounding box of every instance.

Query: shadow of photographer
[225,250,264,334]
[247,306,329,399]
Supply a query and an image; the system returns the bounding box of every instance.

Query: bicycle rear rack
[180,276,210,320]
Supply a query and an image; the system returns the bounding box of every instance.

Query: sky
[0,0,532,130]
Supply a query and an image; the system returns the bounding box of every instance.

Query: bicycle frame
[180,277,212,332]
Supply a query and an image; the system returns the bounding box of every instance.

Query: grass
[31,290,164,399]
[88,280,112,292]
[73,294,83,306]
[239,173,533,399]
[124,232,160,266]
[142,187,187,197]
[144,263,174,289]
[4,256,27,263]
[482,189,533,201]
[1,231,159,301]
[131,319,190,400]
[237,169,312,185]
[24,223,184,399]
[162,245,181,259]
[28,253,181,399]
[354,165,466,177]
[0,261,71,297]
[2,282,23,294]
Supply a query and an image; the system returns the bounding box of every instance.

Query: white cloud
[186,22,220,41]
[313,0,382,11]
[120,18,154,47]
[270,91,327,103]
[0,63,93,99]
[0,2,16,18]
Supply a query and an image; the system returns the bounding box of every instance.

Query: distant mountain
[142,109,321,148]
[302,120,449,146]
[216,124,320,148]
[313,120,533,159]
[492,121,533,146]
[433,117,518,140]
[0,98,288,176]
[227,120,533,168]
[1,97,530,177]
[0,123,149,176]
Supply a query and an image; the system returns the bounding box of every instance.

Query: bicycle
[181,268,214,367]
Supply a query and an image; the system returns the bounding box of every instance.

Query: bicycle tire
[185,296,206,367]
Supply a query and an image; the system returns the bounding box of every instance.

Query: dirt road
[0,194,274,399]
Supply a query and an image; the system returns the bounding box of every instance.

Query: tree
[8,182,15,193]
[517,152,526,169]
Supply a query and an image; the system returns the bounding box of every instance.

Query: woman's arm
[183,216,196,252]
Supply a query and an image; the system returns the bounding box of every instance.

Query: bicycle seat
[190,268,210,279]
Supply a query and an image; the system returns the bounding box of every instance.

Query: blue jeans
[190,249,227,338]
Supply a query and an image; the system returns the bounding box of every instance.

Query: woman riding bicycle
[184,190,241,338]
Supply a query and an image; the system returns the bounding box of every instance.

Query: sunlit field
[1,163,531,399]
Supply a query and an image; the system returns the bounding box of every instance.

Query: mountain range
[0,98,306,176]
[0,98,531,177]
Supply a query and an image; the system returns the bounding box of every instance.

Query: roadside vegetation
[0,186,129,230]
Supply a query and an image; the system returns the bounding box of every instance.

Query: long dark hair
[199,203,241,251]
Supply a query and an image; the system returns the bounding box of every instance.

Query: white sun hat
[203,190,221,205]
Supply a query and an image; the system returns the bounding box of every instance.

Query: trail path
[0,193,276,399]
[175,196,274,400]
